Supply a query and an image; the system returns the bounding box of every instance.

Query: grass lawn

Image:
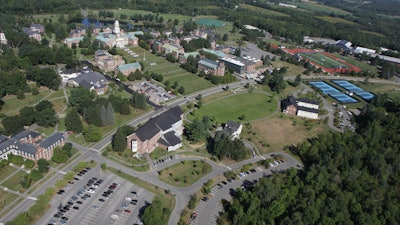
[0,88,52,116]
[271,60,306,76]
[0,190,18,212]
[188,92,277,123]
[317,16,358,26]
[359,30,385,38]
[105,147,149,172]
[0,165,18,181]
[119,47,214,94]
[159,160,212,187]
[292,2,352,15]
[108,167,175,215]
[239,4,289,17]
[244,115,329,153]
[353,81,400,94]
[2,170,29,193]
[150,147,172,160]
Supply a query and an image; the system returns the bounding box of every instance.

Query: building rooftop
[118,62,141,71]
[12,130,40,141]
[199,58,219,69]
[39,132,64,149]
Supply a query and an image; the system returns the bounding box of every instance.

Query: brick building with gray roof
[126,106,184,156]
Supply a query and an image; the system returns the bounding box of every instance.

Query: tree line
[219,93,400,224]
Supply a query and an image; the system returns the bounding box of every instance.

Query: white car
[87,189,95,194]
[111,214,119,219]
[125,197,132,201]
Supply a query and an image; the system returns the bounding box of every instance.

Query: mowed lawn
[159,160,212,187]
[0,190,18,212]
[123,47,214,94]
[246,116,328,153]
[188,92,277,122]
[2,170,29,193]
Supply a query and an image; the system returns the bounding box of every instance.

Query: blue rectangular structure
[332,80,374,101]
[310,81,358,103]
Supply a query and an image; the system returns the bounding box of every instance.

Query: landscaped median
[158,160,212,187]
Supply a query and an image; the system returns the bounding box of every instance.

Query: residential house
[94,50,125,71]
[70,71,108,95]
[22,23,45,42]
[126,106,184,155]
[281,96,297,115]
[0,131,65,161]
[115,62,142,76]
[222,121,243,140]
[198,58,225,76]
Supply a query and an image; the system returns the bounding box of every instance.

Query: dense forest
[0,0,399,49]
[219,94,400,224]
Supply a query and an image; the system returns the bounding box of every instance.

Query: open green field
[299,52,348,69]
[0,165,18,181]
[188,92,276,123]
[0,88,52,116]
[159,160,212,187]
[122,47,214,94]
[244,115,329,153]
[0,190,19,212]
[1,170,28,193]
[317,16,358,26]
[359,30,385,38]
[239,4,289,17]
[93,9,192,24]
[292,2,352,15]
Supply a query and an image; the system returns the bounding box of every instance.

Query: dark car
[61,216,68,221]
[201,196,208,202]
[76,201,83,204]
[73,206,79,210]
[99,198,105,202]
[67,201,73,205]
[130,191,137,195]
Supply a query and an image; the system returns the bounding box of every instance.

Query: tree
[131,91,147,110]
[83,125,102,142]
[37,159,49,173]
[112,125,135,151]
[36,108,58,127]
[65,108,83,133]
[52,147,68,163]
[293,74,302,87]
[35,100,53,112]
[2,115,24,135]
[178,86,185,94]
[184,117,209,143]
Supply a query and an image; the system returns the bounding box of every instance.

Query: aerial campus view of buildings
[0,8,400,225]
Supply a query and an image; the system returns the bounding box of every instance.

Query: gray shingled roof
[297,106,319,113]
[12,130,40,141]
[0,135,7,144]
[73,72,106,85]
[161,131,181,146]
[134,106,183,142]
[19,142,37,155]
[298,98,319,106]
[39,132,64,148]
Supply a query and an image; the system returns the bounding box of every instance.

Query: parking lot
[41,168,153,225]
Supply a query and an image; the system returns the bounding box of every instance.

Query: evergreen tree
[105,103,115,125]
[65,108,83,133]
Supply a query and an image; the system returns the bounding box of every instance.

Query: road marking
[27,196,37,201]
[226,166,232,170]
[59,171,66,175]
[90,148,99,152]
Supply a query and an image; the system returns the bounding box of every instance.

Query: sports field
[298,52,348,69]
[196,18,225,27]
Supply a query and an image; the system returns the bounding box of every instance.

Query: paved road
[1,75,395,224]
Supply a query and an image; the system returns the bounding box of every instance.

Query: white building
[0,28,7,45]
[353,47,376,55]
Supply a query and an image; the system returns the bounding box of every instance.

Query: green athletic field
[298,52,348,69]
